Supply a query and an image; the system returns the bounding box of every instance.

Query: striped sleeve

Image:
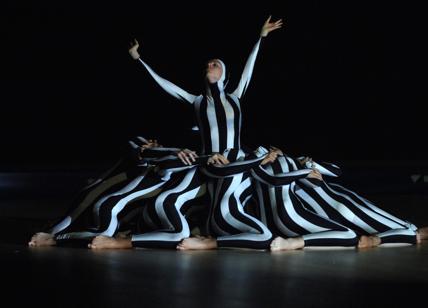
[138,58,198,104]
[305,161,342,177]
[252,166,312,186]
[231,38,262,99]
[140,147,181,160]
[154,155,210,171]
[202,155,266,178]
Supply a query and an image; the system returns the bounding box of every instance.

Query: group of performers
[29,16,428,251]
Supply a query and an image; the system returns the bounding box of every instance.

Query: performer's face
[206,59,223,83]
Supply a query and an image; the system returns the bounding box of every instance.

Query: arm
[231,16,283,99]
[298,156,341,177]
[128,137,181,162]
[154,155,210,172]
[202,155,267,178]
[252,166,312,186]
[129,39,197,104]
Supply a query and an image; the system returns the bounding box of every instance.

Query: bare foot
[270,236,304,252]
[358,235,381,249]
[115,230,131,239]
[177,237,217,250]
[88,235,132,249]
[28,232,56,247]
[416,227,428,243]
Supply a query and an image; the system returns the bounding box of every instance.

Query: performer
[89,166,207,250]
[128,16,283,250]
[28,138,199,247]
[262,147,428,248]
[90,147,278,250]
[251,146,359,251]
[128,16,282,155]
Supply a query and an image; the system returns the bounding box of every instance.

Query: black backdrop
[2,1,427,170]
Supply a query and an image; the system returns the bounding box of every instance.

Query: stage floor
[2,241,428,307]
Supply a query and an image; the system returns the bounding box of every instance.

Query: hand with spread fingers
[128,39,140,60]
[177,149,198,165]
[260,15,283,37]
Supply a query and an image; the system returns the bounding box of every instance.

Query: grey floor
[2,241,428,307]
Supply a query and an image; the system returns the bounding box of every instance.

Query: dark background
[2,0,427,171]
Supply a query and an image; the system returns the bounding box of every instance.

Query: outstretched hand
[128,39,140,60]
[260,16,283,37]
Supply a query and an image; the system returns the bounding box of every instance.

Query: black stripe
[228,94,241,149]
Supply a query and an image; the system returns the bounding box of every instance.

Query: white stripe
[221,93,236,149]
[311,186,378,233]
[100,182,165,236]
[139,58,197,104]
[325,183,405,230]
[132,185,204,242]
[228,94,242,148]
[278,156,290,172]
[232,38,261,99]
[281,183,328,233]
[264,165,298,237]
[286,156,299,171]
[50,172,127,234]
[330,183,409,227]
[155,169,197,229]
[302,229,357,242]
[293,186,329,218]
[377,227,416,240]
[93,172,147,227]
[206,97,220,153]
[220,174,258,233]
[310,161,338,177]
[218,176,271,243]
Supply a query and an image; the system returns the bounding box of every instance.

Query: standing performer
[129,16,283,250]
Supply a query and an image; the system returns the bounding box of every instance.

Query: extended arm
[129,39,197,104]
[232,16,283,99]
[252,166,312,186]
[202,154,267,178]
[298,156,342,177]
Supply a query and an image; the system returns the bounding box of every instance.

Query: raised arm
[129,39,198,104]
[231,16,283,99]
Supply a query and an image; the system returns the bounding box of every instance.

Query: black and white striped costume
[252,148,359,247]
[289,157,418,245]
[52,142,201,243]
[137,38,262,154]
[48,136,152,238]
[137,38,275,249]
[130,166,206,249]
[201,148,273,249]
